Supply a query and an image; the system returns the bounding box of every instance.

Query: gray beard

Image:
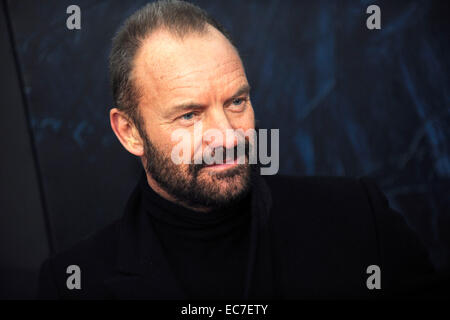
[141,130,253,210]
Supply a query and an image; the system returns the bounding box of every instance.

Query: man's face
[132,26,256,209]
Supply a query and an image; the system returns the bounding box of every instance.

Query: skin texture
[110,25,255,212]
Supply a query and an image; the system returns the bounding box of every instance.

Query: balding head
[109,0,237,127]
[132,25,246,130]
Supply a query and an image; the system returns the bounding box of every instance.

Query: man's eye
[181,112,195,120]
[232,98,245,106]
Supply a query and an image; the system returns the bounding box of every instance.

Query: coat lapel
[104,168,274,300]
[104,176,186,299]
[244,171,274,299]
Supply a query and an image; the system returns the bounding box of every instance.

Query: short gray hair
[109,0,235,129]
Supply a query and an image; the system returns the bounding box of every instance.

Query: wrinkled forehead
[133,27,246,99]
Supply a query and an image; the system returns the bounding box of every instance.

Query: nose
[203,107,237,150]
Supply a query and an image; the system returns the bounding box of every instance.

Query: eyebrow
[167,83,251,118]
[224,83,251,106]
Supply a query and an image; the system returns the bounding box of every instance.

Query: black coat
[37,173,439,299]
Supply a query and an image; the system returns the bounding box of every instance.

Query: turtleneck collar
[138,171,252,237]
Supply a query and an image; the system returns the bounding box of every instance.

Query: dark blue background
[1,0,449,298]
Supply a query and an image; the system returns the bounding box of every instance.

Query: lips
[205,158,237,167]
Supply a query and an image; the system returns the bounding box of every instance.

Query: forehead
[133,27,247,100]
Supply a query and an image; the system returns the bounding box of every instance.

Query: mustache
[190,138,252,174]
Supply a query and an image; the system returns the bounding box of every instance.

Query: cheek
[238,104,255,130]
[168,128,199,164]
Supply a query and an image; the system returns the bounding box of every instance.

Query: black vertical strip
[2,0,56,255]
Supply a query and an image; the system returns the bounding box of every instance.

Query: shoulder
[262,173,379,240]
[37,220,121,299]
[261,173,423,249]
[52,219,120,268]
[262,173,372,215]
[263,174,435,296]
[263,173,374,192]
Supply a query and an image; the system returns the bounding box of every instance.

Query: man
[37,0,438,299]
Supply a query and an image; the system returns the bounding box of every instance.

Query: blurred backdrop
[0,0,449,298]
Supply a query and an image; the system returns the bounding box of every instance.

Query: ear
[109,108,144,157]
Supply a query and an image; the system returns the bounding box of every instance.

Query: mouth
[205,158,238,170]
[204,153,246,171]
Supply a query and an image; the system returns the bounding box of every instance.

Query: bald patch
[131,25,245,113]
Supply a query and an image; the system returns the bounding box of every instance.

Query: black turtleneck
[139,176,252,300]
